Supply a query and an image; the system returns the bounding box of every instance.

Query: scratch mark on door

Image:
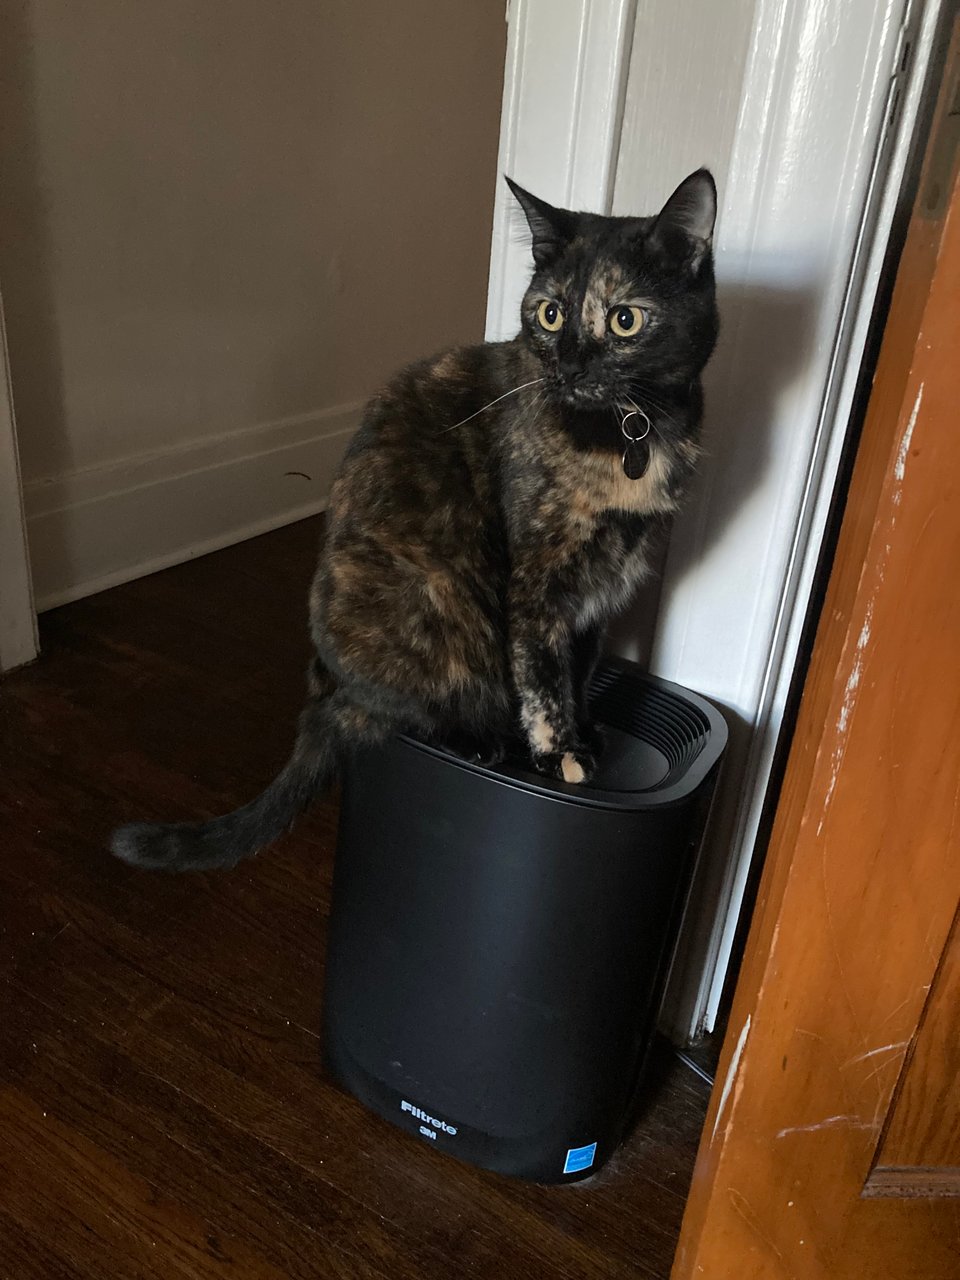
[711,1014,750,1144]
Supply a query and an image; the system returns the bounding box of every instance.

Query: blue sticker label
[563,1142,597,1174]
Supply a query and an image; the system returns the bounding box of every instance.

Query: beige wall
[0,1,506,602]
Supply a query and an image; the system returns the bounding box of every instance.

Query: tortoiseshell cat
[112,168,719,871]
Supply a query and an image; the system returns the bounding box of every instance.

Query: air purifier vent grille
[588,666,711,781]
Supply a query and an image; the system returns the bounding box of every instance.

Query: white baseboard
[24,402,362,611]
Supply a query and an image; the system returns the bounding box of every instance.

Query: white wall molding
[612,0,757,218]
[24,402,360,611]
[0,288,38,671]
[485,0,637,341]
[653,0,939,1038]
[488,0,941,1040]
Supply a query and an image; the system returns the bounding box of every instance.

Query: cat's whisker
[517,388,538,425]
[440,377,545,433]
[620,396,656,437]
[623,394,667,441]
[525,388,548,436]
[636,397,675,428]
[628,384,683,432]
[512,385,547,439]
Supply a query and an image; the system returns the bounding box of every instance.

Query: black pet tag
[620,409,651,480]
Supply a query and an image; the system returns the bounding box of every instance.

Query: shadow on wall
[638,268,824,1032]
[609,274,822,668]
[659,272,824,603]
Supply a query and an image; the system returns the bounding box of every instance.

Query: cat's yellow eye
[608,305,646,337]
[536,300,564,333]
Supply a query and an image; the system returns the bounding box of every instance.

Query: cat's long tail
[110,693,380,873]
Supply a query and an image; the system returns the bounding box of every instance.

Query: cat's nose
[558,360,587,384]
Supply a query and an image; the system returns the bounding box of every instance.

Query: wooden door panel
[672,20,960,1278]
[868,908,960,1194]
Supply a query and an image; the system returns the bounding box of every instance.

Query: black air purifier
[322,658,726,1183]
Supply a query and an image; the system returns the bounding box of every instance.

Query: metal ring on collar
[620,408,651,443]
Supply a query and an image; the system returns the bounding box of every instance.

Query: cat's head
[508,170,719,413]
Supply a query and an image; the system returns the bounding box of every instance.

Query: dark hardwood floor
[0,517,709,1280]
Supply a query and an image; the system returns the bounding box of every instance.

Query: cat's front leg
[510,618,597,785]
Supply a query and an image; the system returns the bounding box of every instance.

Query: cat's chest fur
[559,441,678,521]
[534,437,679,566]
[509,435,678,626]
[513,399,682,526]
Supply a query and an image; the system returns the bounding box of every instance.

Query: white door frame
[0,287,38,673]
[487,0,941,1039]
[658,0,941,1039]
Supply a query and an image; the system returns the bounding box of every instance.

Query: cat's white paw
[560,752,586,784]
[532,748,596,784]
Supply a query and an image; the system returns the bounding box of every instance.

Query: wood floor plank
[1,940,642,1280]
[0,868,695,1279]
[0,982,394,1280]
[0,1088,294,1280]
[0,1208,94,1280]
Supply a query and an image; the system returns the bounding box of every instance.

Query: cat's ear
[506,177,578,268]
[651,168,717,265]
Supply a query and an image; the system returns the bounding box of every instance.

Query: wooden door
[672,27,960,1280]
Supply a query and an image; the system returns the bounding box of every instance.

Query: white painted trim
[24,403,360,611]
[487,0,941,1041]
[696,0,941,1032]
[0,288,38,671]
[655,0,940,1039]
[692,0,943,1034]
[485,0,637,342]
